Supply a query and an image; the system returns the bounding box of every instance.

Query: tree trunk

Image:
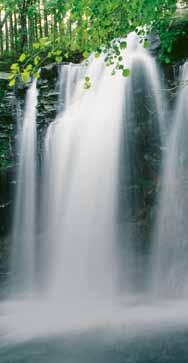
[43,0,48,36]
[38,0,43,38]
[14,12,18,52]
[9,13,14,52]
[5,18,9,52]
[0,11,4,54]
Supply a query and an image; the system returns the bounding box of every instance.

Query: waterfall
[0,34,177,348]
[10,80,38,297]
[152,62,188,298]
[38,33,164,301]
[118,33,164,294]
[8,34,164,313]
[41,57,124,301]
[57,64,84,113]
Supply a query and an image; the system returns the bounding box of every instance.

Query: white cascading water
[10,80,38,297]
[152,62,188,298]
[57,63,84,113]
[42,58,124,301]
[41,33,164,301]
[0,34,169,344]
[118,34,164,294]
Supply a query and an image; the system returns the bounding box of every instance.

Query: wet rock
[147,34,161,56]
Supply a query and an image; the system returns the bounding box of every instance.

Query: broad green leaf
[34,71,40,79]
[95,51,101,58]
[8,73,15,80]
[11,63,19,72]
[143,40,150,48]
[55,56,62,63]
[120,41,127,49]
[26,64,33,71]
[34,56,41,66]
[19,53,26,63]
[33,42,40,49]
[55,49,62,55]
[39,37,49,48]
[165,57,171,64]
[118,64,124,70]
[83,51,90,59]
[21,71,30,83]
[9,79,15,87]
[122,68,131,77]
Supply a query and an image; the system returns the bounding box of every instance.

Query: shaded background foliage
[0,0,186,82]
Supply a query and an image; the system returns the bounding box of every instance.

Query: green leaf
[10,63,19,72]
[34,71,40,79]
[19,53,27,63]
[95,51,101,58]
[84,76,91,89]
[122,68,131,77]
[143,40,150,48]
[39,37,49,48]
[55,56,62,63]
[34,56,40,66]
[21,71,30,83]
[83,50,90,59]
[165,57,171,64]
[9,79,15,87]
[33,42,40,49]
[8,73,15,80]
[26,64,33,71]
[84,82,91,90]
[167,46,172,53]
[118,64,124,70]
[120,41,127,49]
[55,49,62,55]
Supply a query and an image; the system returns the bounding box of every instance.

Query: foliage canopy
[0,0,187,85]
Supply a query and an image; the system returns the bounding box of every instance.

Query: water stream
[11,80,38,296]
[1,34,188,362]
[152,62,188,298]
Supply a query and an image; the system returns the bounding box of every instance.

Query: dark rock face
[0,79,16,240]
[37,63,59,130]
[0,79,16,282]
[147,34,161,57]
[37,64,59,155]
[0,64,60,242]
[0,79,15,169]
[0,170,14,285]
[0,65,60,283]
[15,63,59,131]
